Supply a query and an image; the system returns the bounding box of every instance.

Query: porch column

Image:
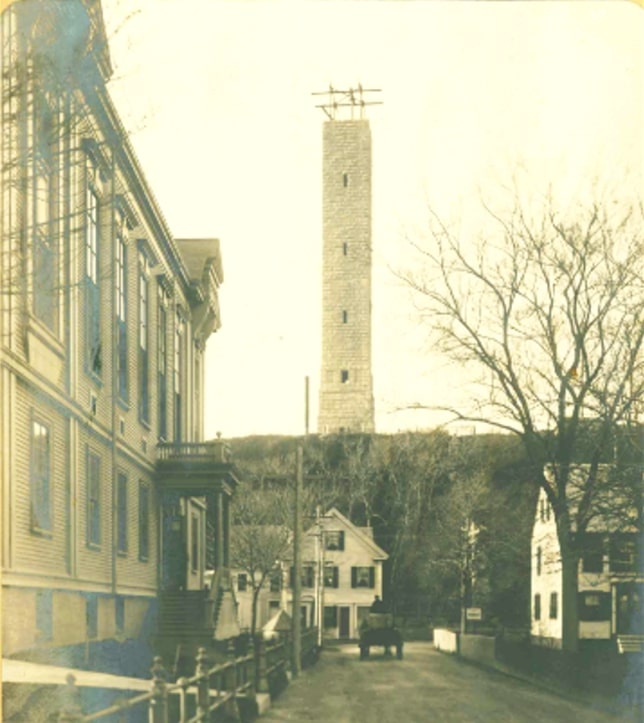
[216,491,224,570]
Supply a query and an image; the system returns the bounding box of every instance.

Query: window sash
[138,482,150,561]
[117,473,128,554]
[87,451,101,546]
[31,420,51,532]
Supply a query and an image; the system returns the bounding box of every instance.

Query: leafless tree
[402,191,644,651]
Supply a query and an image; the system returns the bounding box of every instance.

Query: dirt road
[260,642,632,722]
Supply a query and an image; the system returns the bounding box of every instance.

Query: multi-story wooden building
[1,0,237,665]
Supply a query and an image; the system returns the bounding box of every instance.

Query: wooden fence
[57,629,319,722]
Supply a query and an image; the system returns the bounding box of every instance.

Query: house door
[339,606,350,638]
[616,583,644,634]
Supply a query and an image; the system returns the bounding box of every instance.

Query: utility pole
[292,445,303,676]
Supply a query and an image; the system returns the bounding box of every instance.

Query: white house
[531,466,642,651]
[286,507,389,640]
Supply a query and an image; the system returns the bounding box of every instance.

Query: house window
[351,566,375,588]
[36,590,53,641]
[86,594,98,639]
[610,535,638,573]
[174,312,184,442]
[85,180,101,376]
[32,95,57,331]
[115,596,125,634]
[238,573,248,592]
[116,227,128,402]
[87,450,101,547]
[342,242,348,256]
[157,287,168,440]
[117,472,128,554]
[342,172,348,187]
[139,251,150,423]
[324,565,339,588]
[31,419,52,533]
[325,531,345,551]
[534,593,541,621]
[324,605,338,628]
[549,592,558,619]
[581,533,604,573]
[578,591,611,621]
[536,546,542,576]
[289,565,315,589]
[269,571,282,592]
[342,310,348,324]
[341,369,349,384]
[138,481,150,561]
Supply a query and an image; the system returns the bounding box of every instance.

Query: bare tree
[229,481,291,638]
[402,191,644,651]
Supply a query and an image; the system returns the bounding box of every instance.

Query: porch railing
[157,441,232,464]
[57,629,319,722]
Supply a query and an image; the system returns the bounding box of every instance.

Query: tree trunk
[559,538,580,653]
[251,586,260,639]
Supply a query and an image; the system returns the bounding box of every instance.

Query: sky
[101,0,644,439]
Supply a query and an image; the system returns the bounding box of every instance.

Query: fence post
[224,659,241,721]
[149,656,168,723]
[58,673,84,722]
[254,634,269,694]
[195,647,210,718]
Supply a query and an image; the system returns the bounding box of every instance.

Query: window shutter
[369,567,375,589]
[351,567,357,588]
[333,566,339,588]
[339,531,345,551]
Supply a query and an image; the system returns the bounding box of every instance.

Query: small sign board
[466,607,482,621]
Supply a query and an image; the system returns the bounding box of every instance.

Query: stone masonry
[318,120,375,433]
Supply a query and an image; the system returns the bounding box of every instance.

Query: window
[342,310,348,324]
[115,596,125,634]
[85,178,101,376]
[610,535,639,573]
[342,242,348,256]
[87,450,101,547]
[157,287,168,440]
[238,573,248,592]
[139,251,150,423]
[86,594,98,639]
[116,226,128,402]
[581,534,604,573]
[324,606,338,628]
[325,531,344,551]
[31,419,51,533]
[534,594,541,621]
[351,566,375,588]
[269,571,282,592]
[341,369,349,384]
[138,481,150,561]
[324,565,339,588]
[32,94,57,330]
[578,591,611,621]
[289,565,315,588]
[342,172,348,187]
[36,590,53,641]
[549,592,558,619]
[536,546,542,576]
[117,472,128,554]
[174,312,184,442]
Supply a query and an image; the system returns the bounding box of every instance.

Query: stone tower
[316,91,377,434]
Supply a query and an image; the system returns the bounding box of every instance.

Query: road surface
[261,642,632,722]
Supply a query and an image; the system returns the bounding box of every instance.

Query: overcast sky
[101,0,644,439]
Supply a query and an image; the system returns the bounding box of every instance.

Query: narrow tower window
[342,242,348,256]
[341,369,349,384]
[342,310,348,323]
[342,172,349,187]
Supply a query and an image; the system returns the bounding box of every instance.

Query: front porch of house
[155,441,241,670]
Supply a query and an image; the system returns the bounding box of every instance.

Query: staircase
[617,634,644,654]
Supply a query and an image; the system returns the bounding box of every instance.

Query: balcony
[156,441,238,496]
